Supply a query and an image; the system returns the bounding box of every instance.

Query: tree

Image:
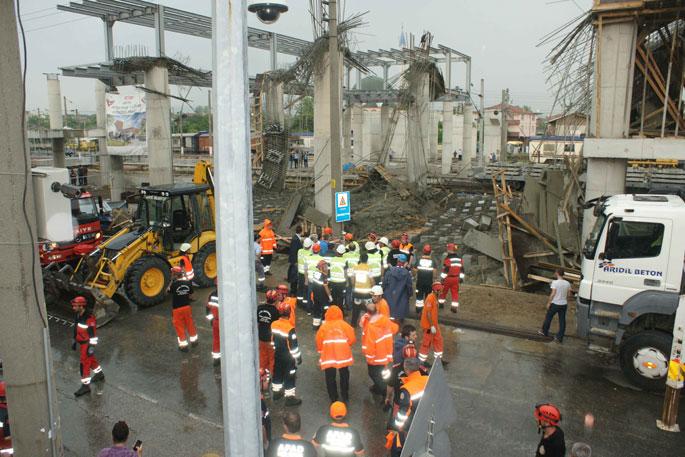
[289,96,313,132]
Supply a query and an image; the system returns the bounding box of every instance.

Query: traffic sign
[335,191,351,223]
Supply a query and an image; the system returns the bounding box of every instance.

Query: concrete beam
[145,65,173,185]
[583,137,685,160]
[350,103,363,161]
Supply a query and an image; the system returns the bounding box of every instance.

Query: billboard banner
[106,87,147,156]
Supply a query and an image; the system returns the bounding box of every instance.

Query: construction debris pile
[257,123,289,190]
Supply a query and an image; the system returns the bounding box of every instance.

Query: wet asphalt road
[48,261,684,456]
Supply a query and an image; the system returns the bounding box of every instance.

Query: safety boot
[272,390,284,401]
[284,396,302,406]
[74,384,91,397]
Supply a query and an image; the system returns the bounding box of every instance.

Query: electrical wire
[16,0,48,328]
[25,16,90,33]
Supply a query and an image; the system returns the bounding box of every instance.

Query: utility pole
[500,88,509,162]
[478,78,485,167]
[212,1,263,455]
[0,1,63,455]
[327,0,343,234]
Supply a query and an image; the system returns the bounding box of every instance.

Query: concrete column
[145,65,173,185]
[452,110,464,158]
[350,103,363,161]
[461,103,475,175]
[95,81,123,200]
[263,78,284,126]
[342,106,352,163]
[441,101,454,174]
[582,20,636,238]
[362,108,381,161]
[429,103,439,161]
[379,104,392,161]
[313,52,343,216]
[407,71,430,187]
[46,74,65,168]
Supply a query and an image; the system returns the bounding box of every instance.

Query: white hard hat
[303,238,313,248]
[379,237,389,246]
[365,241,376,251]
[371,285,383,296]
[336,244,346,255]
[180,242,192,253]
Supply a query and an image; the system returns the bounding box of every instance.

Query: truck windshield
[583,213,607,260]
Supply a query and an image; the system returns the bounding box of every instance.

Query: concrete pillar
[342,106,352,163]
[362,108,381,161]
[407,72,430,187]
[452,110,464,158]
[428,103,442,162]
[145,65,173,185]
[46,74,65,168]
[313,52,343,216]
[582,20,636,238]
[264,79,284,126]
[461,103,475,175]
[441,101,454,174]
[379,104,392,161]
[350,103,363,162]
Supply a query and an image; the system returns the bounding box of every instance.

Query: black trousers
[415,281,432,316]
[330,281,346,309]
[351,293,370,328]
[261,253,273,272]
[367,364,386,393]
[297,273,307,307]
[324,366,350,403]
[273,355,296,396]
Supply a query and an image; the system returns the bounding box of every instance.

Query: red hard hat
[312,243,321,253]
[344,233,353,241]
[323,227,333,235]
[447,243,456,252]
[71,296,87,307]
[171,266,184,275]
[534,403,562,425]
[265,290,277,303]
[0,381,6,397]
[423,244,432,254]
[277,284,289,294]
[402,343,418,360]
[276,300,291,316]
[391,239,401,249]
[432,281,443,292]
[317,260,328,270]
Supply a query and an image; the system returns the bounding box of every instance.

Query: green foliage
[173,110,209,133]
[27,113,96,130]
[289,96,314,132]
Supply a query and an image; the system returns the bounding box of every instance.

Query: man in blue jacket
[382,254,413,324]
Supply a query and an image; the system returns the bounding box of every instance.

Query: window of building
[563,143,575,153]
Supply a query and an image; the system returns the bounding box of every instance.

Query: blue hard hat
[398,254,407,262]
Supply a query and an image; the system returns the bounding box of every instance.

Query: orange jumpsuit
[419,292,443,361]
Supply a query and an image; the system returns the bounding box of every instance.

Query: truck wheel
[192,242,216,287]
[619,330,672,391]
[125,256,170,307]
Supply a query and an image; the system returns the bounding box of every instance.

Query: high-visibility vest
[368,251,383,278]
[342,251,359,277]
[306,254,324,280]
[297,248,311,274]
[362,314,398,365]
[259,228,276,255]
[315,306,355,369]
[181,255,194,281]
[353,263,373,294]
[400,242,414,256]
[393,370,428,430]
[328,256,347,283]
[380,246,390,268]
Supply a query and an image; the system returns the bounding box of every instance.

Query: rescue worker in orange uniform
[71,296,104,396]
[370,285,390,318]
[271,300,303,406]
[276,284,297,328]
[386,357,428,457]
[316,305,356,403]
[312,402,365,456]
[399,232,414,267]
[440,243,464,312]
[0,381,11,454]
[419,281,445,366]
[259,218,277,275]
[169,266,198,351]
[205,280,221,366]
[360,299,398,398]
[179,242,195,281]
[257,290,279,375]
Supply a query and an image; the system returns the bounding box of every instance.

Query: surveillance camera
[248,1,288,25]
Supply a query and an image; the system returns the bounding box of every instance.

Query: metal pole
[0,2,62,454]
[154,4,165,57]
[479,78,485,167]
[329,0,343,234]
[212,1,263,455]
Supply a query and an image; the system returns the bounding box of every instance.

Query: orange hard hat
[312,243,321,253]
[276,300,291,316]
[330,401,347,420]
[423,244,432,254]
[391,239,401,249]
[264,218,272,226]
[323,227,333,235]
[71,296,87,307]
[344,233,353,241]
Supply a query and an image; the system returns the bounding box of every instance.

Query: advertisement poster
[106,87,147,155]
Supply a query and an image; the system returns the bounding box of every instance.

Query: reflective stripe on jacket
[315,306,356,369]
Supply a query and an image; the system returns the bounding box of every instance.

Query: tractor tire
[125,255,170,307]
[619,330,672,391]
[192,242,217,287]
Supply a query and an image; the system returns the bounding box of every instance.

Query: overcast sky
[20,0,591,115]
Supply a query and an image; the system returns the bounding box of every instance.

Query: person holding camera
[97,421,142,457]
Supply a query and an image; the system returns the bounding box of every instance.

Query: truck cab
[578,194,685,390]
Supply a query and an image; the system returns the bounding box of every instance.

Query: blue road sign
[335,191,351,223]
